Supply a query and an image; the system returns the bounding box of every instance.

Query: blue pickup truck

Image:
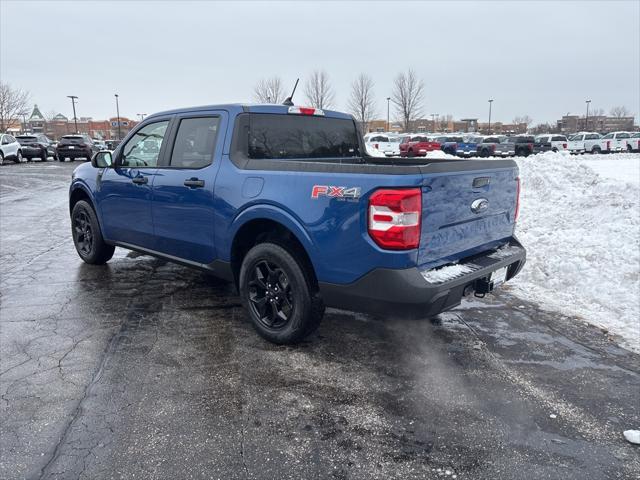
[69,104,526,344]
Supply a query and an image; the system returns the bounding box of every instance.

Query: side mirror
[91,150,113,168]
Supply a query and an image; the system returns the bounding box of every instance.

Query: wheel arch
[228,207,318,290]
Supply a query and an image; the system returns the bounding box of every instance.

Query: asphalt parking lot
[0,161,638,480]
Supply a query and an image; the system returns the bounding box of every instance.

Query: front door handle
[184,178,205,188]
[132,176,148,185]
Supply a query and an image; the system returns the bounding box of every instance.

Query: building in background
[27,105,46,133]
[557,114,636,134]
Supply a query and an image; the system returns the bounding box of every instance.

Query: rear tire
[239,242,324,344]
[591,146,601,154]
[0,151,4,165]
[71,200,115,265]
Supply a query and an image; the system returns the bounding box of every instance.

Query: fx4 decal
[311,185,362,199]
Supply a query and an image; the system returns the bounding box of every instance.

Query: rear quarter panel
[214,158,425,284]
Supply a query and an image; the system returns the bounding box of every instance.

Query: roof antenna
[282,78,299,106]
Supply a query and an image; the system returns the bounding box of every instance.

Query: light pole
[114,94,122,141]
[488,99,494,134]
[585,99,591,131]
[67,95,78,133]
[386,97,391,132]
[137,113,146,122]
[431,113,437,132]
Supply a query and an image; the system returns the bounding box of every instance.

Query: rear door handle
[132,176,148,185]
[184,178,205,188]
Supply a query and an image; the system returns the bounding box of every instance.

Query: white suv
[0,134,24,164]
[567,132,602,154]
[600,132,631,152]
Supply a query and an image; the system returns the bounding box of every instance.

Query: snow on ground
[579,154,640,185]
[510,152,640,351]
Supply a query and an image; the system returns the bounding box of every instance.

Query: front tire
[15,150,24,163]
[239,242,324,344]
[71,200,115,264]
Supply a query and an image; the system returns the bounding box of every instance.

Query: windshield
[243,113,361,160]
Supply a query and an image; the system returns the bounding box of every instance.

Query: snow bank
[511,152,640,351]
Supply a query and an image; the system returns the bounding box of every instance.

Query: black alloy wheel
[73,209,93,256]
[248,260,294,330]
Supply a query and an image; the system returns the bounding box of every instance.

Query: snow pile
[422,263,477,283]
[511,152,640,351]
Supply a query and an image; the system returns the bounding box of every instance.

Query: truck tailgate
[418,166,518,269]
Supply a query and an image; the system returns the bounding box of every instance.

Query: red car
[399,135,441,157]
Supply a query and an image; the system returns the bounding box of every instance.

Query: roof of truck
[147,103,354,121]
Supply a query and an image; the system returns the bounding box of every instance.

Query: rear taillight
[374,143,379,149]
[368,188,421,250]
[606,141,611,150]
[563,143,567,149]
[528,143,533,150]
[490,144,496,152]
[515,177,521,222]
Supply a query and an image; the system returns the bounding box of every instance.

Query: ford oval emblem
[471,198,489,214]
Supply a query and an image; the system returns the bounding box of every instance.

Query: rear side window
[586,134,600,140]
[617,133,630,139]
[602,133,613,139]
[169,117,220,168]
[552,136,567,141]
[244,114,360,160]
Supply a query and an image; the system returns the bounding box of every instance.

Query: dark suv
[15,134,57,161]
[57,134,98,162]
[509,136,535,156]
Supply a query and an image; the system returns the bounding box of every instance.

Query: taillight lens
[515,177,521,222]
[368,188,422,250]
[374,143,379,149]
[563,143,567,149]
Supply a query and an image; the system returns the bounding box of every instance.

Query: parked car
[567,132,602,154]
[626,132,640,152]
[600,132,631,152]
[92,139,107,150]
[0,134,24,164]
[509,136,535,156]
[105,139,121,150]
[69,103,526,344]
[57,134,99,161]
[364,133,399,157]
[534,134,568,153]
[477,136,515,157]
[15,134,57,161]
[399,134,441,157]
[456,136,484,157]
[435,136,464,155]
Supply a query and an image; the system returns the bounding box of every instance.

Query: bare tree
[439,114,453,132]
[304,70,335,109]
[347,74,376,133]
[590,107,605,117]
[609,106,630,118]
[391,69,424,132]
[253,76,285,104]
[512,115,533,127]
[0,82,30,132]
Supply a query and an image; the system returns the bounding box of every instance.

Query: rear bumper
[319,238,526,318]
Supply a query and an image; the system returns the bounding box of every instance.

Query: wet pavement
[1,161,638,480]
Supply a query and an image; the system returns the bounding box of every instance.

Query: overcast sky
[2,0,639,125]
